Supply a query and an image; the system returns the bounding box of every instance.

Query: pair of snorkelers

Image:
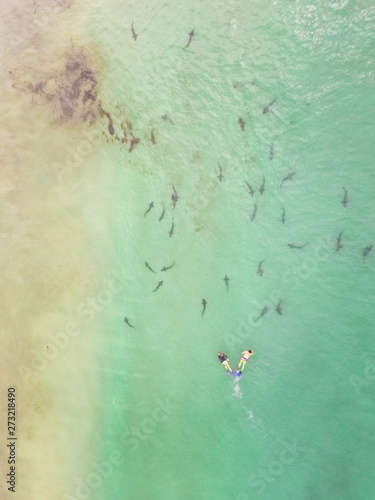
[217,350,254,375]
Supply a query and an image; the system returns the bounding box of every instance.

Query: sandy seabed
[0,2,118,498]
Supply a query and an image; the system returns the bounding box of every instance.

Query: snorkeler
[237,349,254,373]
[218,352,232,372]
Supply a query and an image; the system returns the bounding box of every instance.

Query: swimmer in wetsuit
[237,349,254,373]
[218,352,232,372]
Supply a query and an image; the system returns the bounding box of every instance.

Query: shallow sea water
[91,1,375,499]
[1,0,375,499]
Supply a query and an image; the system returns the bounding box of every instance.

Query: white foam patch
[231,381,243,399]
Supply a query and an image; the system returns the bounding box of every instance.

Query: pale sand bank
[0,2,121,498]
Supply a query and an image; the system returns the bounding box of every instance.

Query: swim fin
[235,371,242,377]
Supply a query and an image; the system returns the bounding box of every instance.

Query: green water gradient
[87,1,375,499]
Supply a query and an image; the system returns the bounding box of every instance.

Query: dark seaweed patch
[108,120,114,136]
[20,52,102,125]
[30,81,47,94]
[59,58,99,120]
[129,137,140,152]
[82,90,96,104]
[14,51,144,145]
[98,101,115,135]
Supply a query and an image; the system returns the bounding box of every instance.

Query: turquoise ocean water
[83,1,375,499]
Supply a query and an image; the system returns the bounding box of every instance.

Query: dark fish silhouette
[335,231,344,252]
[288,242,309,249]
[144,202,154,217]
[281,171,296,187]
[238,117,245,131]
[223,275,229,291]
[217,163,223,182]
[263,98,276,114]
[152,281,163,293]
[161,261,175,272]
[129,136,140,153]
[275,299,284,315]
[280,206,286,224]
[124,317,134,328]
[255,306,268,322]
[171,185,179,208]
[245,181,255,196]
[169,218,175,238]
[250,203,258,222]
[185,29,195,48]
[257,259,265,277]
[342,188,349,207]
[145,262,156,273]
[159,203,165,222]
[259,175,266,195]
[201,298,207,317]
[269,142,274,160]
[151,128,156,144]
[362,244,373,263]
[131,22,138,41]
[161,114,174,124]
